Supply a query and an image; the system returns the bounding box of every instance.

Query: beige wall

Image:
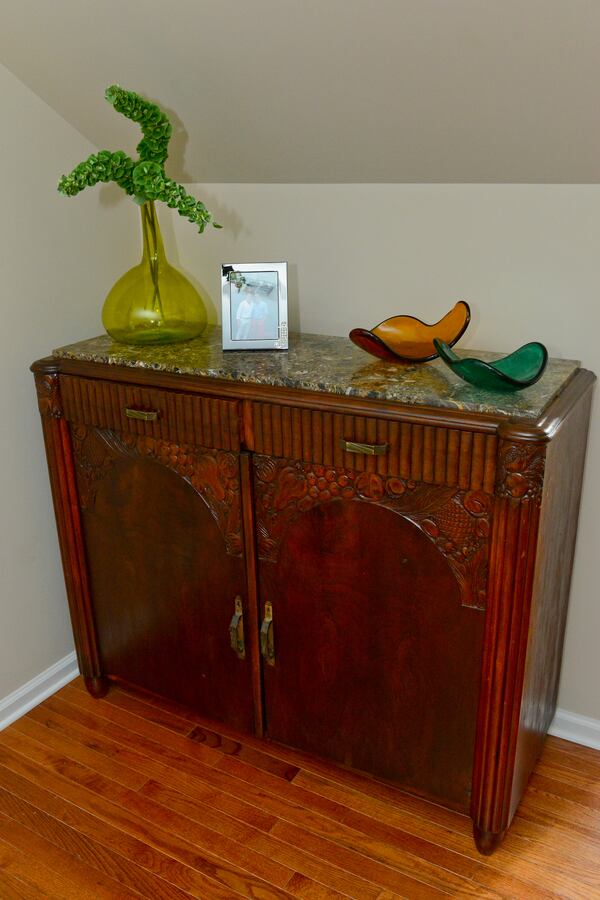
[0,63,135,698]
[168,183,600,720]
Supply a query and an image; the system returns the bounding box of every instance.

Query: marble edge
[51,333,581,423]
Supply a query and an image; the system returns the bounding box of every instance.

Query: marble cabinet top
[53,327,580,422]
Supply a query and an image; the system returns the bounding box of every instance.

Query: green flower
[58,86,220,233]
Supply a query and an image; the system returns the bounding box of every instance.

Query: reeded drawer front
[60,375,241,451]
[250,401,497,492]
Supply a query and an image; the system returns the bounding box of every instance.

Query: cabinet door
[254,455,491,810]
[70,423,254,733]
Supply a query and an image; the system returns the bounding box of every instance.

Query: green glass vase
[102,201,207,344]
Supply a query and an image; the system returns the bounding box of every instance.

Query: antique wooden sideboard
[32,329,594,854]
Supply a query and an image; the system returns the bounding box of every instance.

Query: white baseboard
[0,651,79,731]
[549,707,600,751]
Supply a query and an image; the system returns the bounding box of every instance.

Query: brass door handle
[340,438,388,456]
[229,596,245,659]
[260,601,275,666]
[125,407,159,422]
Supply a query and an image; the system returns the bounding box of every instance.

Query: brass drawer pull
[340,438,388,456]
[124,407,159,422]
[229,595,245,659]
[260,601,275,666]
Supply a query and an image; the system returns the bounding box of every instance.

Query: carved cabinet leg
[84,676,110,698]
[32,364,106,692]
[471,436,546,852]
[473,825,507,855]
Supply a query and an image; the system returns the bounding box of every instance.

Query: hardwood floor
[0,679,598,899]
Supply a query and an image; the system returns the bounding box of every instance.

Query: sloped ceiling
[2,0,600,183]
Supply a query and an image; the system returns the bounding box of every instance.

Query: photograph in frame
[221,262,288,350]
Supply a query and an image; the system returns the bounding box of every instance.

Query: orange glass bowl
[349,300,471,363]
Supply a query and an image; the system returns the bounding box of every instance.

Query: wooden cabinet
[32,331,594,854]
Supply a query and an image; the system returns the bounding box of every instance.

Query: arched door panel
[255,457,487,809]
[72,425,254,732]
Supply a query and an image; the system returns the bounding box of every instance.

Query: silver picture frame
[221,262,288,350]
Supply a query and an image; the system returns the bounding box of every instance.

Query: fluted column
[471,435,546,852]
[32,362,108,698]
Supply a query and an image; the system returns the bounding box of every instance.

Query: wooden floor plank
[49,684,595,896]
[80,680,461,810]
[1,680,599,900]
[240,827,384,900]
[3,720,446,900]
[142,776,447,899]
[96,679,476,835]
[43,684,600,897]
[214,756,560,899]
[535,758,600,796]
[88,684,584,897]
[57,683,224,768]
[192,756,476,895]
[0,834,79,900]
[38,694,234,785]
[34,694,474,895]
[2,722,296,890]
[189,723,302,782]
[30,699,293,839]
[540,744,600,782]
[546,736,600,765]
[529,771,600,810]
[521,784,600,831]
[29,699,259,822]
[0,773,195,899]
[285,871,351,900]
[15,712,148,790]
[0,735,293,900]
[73,678,300,783]
[267,821,489,899]
[0,870,49,900]
[506,810,600,866]
[292,769,598,897]
[0,757,257,900]
[140,779,384,900]
[0,809,144,900]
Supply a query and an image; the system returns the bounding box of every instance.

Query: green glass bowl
[433,339,548,391]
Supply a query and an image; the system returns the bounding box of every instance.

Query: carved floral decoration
[254,455,492,609]
[70,425,242,556]
[496,441,546,501]
[34,373,63,420]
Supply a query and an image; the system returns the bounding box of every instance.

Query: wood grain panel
[249,402,497,491]
[60,374,241,451]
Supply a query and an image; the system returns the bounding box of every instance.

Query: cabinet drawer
[250,401,497,492]
[60,375,241,451]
